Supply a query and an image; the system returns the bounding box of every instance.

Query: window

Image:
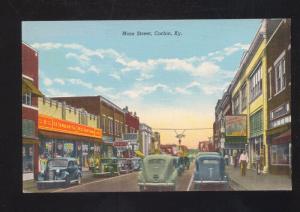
[101,116,106,133]
[233,94,240,115]
[108,118,113,134]
[79,112,88,125]
[250,110,263,137]
[23,144,34,173]
[268,71,272,99]
[241,84,247,110]
[270,144,289,165]
[22,92,32,106]
[22,119,35,137]
[125,125,128,134]
[250,63,262,101]
[275,58,286,94]
[62,107,66,120]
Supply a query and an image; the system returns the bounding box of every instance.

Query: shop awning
[39,130,101,143]
[272,129,291,145]
[135,150,144,158]
[22,78,44,97]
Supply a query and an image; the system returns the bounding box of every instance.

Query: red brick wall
[125,113,139,132]
[22,106,38,137]
[22,43,38,87]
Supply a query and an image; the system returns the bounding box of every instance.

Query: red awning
[272,129,291,145]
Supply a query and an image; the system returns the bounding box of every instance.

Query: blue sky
[22,20,261,147]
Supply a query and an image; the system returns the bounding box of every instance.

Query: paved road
[24,160,236,192]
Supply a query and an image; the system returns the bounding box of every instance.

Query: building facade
[139,123,152,156]
[22,43,44,180]
[266,19,291,175]
[52,96,125,158]
[38,97,102,171]
[213,99,222,152]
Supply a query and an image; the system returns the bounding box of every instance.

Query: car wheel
[77,175,82,185]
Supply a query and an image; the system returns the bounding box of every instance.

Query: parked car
[118,158,134,174]
[193,154,229,191]
[93,157,120,177]
[131,157,142,171]
[37,157,82,189]
[138,154,178,191]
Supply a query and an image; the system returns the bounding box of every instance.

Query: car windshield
[48,159,68,168]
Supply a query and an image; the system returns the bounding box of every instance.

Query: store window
[241,84,247,110]
[233,94,240,115]
[250,63,262,101]
[22,91,32,106]
[64,142,75,157]
[23,144,34,173]
[55,141,64,157]
[250,110,263,137]
[270,144,289,165]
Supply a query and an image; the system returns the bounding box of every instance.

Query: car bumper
[138,182,175,186]
[193,180,228,184]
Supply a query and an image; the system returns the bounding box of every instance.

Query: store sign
[113,141,128,147]
[38,114,102,139]
[225,115,247,137]
[123,133,138,141]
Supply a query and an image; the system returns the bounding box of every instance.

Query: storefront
[268,128,291,175]
[101,136,114,158]
[38,114,102,171]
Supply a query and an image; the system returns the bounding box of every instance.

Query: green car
[138,154,178,191]
[93,157,120,177]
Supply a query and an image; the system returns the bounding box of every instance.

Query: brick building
[52,96,125,158]
[266,19,291,175]
[22,42,43,180]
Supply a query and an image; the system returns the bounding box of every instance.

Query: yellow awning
[22,78,44,97]
[135,150,145,158]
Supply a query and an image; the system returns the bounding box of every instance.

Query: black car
[37,157,82,189]
[193,154,229,191]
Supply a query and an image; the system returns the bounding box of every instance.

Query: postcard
[21,19,291,192]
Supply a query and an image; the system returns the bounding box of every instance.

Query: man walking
[256,151,261,175]
[239,150,249,176]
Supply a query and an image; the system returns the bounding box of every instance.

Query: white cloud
[45,88,74,97]
[67,66,86,74]
[31,42,62,50]
[136,73,153,81]
[201,83,229,95]
[109,73,121,80]
[43,78,53,86]
[94,85,113,94]
[67,78,93,89]
[53,78,65,85]
[122,83,172,99]
[88,65,101,75]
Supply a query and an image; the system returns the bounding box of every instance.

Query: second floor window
[241,84,247,110]
[22,92,32,106]
[233,94,240,115]
[250,63,262,101]
[275,58,286,94]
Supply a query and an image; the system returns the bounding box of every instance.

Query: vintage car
[193,154,229,191]
[196,151,221,158]
[37,157,82,189]
[118,158,134,174]
[131,157,142,171]
[174,156,185,176]
[93,157,120,177]
[138,154,178,191]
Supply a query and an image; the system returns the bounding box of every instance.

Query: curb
[228,177,248,191]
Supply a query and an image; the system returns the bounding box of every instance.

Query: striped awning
[22,78,44,97]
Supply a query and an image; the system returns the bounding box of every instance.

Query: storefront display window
[64,142,75,157]
[23,144,34,173]
[55,141,64,157]
[271,144,289,165]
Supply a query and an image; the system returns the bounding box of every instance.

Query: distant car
[37,157,82,189]
[193,154,229,191]
[93,157,120,177]
[138,154,178,191]
[118,158,134,174]
[196,152,221,159]
[174,156,185,176]
[131,157,142,171]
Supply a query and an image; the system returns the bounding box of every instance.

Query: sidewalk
[226,165,292,190]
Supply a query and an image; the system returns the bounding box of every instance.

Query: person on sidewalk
[233,149,237,168]
[239,150,249,176]
[224,153,229,166]
[256,151,261,175]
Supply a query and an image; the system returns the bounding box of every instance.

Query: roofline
[22,41,38,53]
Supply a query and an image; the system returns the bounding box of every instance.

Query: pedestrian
[239,150,249,176]
[224,154,229,166]
[233,149,237,168]
[256,151,261,175]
